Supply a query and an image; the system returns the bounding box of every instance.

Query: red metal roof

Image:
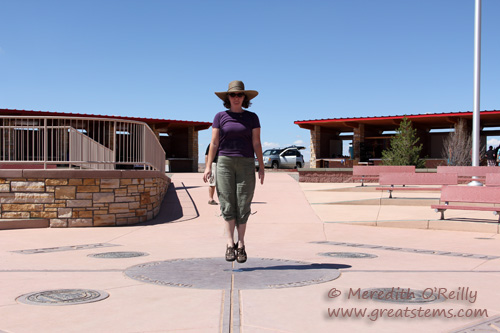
[0,108,212,131]
[295,110,500,131]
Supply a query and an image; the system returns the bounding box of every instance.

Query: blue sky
[1,0,499,162]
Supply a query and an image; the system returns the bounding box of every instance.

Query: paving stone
[319,252,378,259]
[16,289,109,306]
[11,243,119,254]
[313,241,500,260]
[88,251,148,259]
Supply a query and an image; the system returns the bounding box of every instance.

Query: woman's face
[228,92,245,107]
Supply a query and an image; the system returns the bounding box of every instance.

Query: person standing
[485,146,499,166]
[205,143,218,205]
[203,80,265,264]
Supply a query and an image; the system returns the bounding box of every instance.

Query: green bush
[382,117,425,168]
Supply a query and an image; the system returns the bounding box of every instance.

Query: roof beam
[297,124,314,130]
[340,121,359,129]
[444,116,460,124]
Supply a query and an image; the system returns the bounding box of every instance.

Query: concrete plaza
[0,172,499,332]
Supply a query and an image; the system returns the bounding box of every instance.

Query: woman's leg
[236,223,246,248]
[234,158,255,264]
[225,219,236,247]
[216,157,237,223]
[234,157,256,230]
[224,218,237,261]
[235,222,248,263]
[216,156,239,261]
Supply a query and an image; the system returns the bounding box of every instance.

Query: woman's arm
[203,128,220,183]
[252,127,265,185]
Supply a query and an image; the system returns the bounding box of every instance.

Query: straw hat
[215,80,258,101]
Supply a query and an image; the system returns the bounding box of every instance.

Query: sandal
[236,246,247,263]
[208,200,218,205]
[225,244,236,262]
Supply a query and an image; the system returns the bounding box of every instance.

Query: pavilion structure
[1,108,211,172]
[295,110,500,168]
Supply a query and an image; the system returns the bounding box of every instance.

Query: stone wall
[298,169,354,183]
[0,169,170,227]
[298,168,441,183]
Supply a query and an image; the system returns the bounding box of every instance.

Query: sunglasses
[228,93,245,98]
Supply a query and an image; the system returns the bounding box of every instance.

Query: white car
[255,146,305,170]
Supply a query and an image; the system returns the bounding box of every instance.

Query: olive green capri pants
[216,156,256,226]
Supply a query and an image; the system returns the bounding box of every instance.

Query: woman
[203,80,265,264]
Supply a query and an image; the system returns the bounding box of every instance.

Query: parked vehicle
[255,145,305,170]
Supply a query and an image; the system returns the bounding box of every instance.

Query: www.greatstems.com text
[327,306,488,321]
[327,287,488,321]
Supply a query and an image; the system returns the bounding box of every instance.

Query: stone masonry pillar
[353,124,364,163]
[187,127,198,172]
[310,126,321,168]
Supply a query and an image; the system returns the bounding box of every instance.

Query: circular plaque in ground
[124,257,341,290]
[360,288,444,304]
[88,251,149,259]
[319,252,378,259]
[17,289,109,306]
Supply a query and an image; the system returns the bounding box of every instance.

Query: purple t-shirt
[212,110,261,158]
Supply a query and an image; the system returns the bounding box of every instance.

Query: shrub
[382,117,425,167]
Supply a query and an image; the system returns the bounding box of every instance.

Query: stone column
[187,127,198,172]
[353,124,364,163]
[310,126,321,168]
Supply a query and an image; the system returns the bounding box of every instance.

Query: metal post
[113,121,117,170]
[469,0,482,186]
[143,124,147,170]
[43,118,48,169]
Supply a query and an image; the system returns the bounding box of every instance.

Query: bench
[376,172,458,198]
[352,165,415,186]
[431,185,500,221]
[437,166,500,183]
[486,173,500,186]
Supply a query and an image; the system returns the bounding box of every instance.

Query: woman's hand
[258,167,265,185]
[251,127,265,185]
[204,128,219,183]
[203,166,212,183]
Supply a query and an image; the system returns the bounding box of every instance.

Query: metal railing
[0,116,165,171]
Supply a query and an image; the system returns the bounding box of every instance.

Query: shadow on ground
[137,183,187,226]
